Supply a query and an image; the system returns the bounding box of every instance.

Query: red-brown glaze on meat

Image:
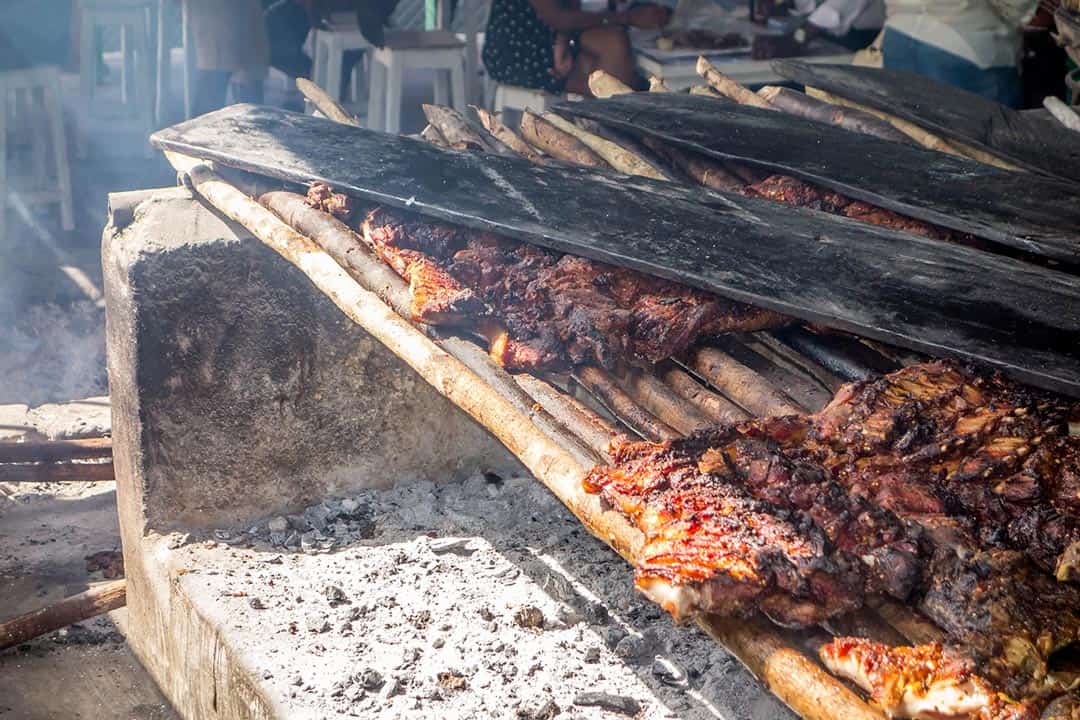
[351,201,790,371]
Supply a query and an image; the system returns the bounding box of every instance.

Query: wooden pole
[756,86,912,145]
[473,106,547,164]
[542,112,670,181]
[805,87,1023,172]
[587,70,633,98]
[688,347,803,416]
[574,366,679,441]
[0,461,114,483]
[660,366,749,423]
[0,579,126,651]
[295,78,361,127]
[520,111,610,168]
[696,57,774,110]
[618,368,713,435]
[0,437,111,463]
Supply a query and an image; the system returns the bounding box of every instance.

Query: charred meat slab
[343,192,789,371]
[806,362,1080,581]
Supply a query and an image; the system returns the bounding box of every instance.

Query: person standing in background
[483,0,670,95]
[184,0,270,115]
[879,0,1038,105]
[791,0,885,51]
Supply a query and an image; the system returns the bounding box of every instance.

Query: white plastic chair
[78,0,156,155]
[366,30,467,133]
[492,84,560,114]
[0,66,76,245]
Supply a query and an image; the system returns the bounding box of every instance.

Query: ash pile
[190,470,788,720]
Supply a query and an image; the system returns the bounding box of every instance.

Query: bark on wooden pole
[295,78,360,127]
[688,347,803,416]
[660,366,749,423]
[0,579,126,651]
[0,437,111,463]
[696,57,774,110]
[0,461,114,483]
[574,366,680,441]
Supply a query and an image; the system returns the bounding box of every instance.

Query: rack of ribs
[582,436,865,627]
[584,360,1080,699]
[350,193,789,371]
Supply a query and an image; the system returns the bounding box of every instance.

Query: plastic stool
[367,30,467,134]
[0,66,76,245]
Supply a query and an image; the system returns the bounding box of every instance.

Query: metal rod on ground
[0,579,126,651]
[295,78,360,127]
[167,155,882,720]
[0,461,114,483]
[0,437,111,463]
[687,347,804,416]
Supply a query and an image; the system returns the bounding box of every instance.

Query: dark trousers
[882,27,1022,108]
[193,70,265,117]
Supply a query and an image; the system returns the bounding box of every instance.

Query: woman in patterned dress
[483,0,670,95]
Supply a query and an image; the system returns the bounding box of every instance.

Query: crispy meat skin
[584,437,864,627]
[352,201,789,371]
[819,638,1040,720]
[305,182,360,222]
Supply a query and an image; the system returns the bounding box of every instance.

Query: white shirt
[794,0,886,35]
[883,0,1030,67]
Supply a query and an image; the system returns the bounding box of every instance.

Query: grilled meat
[919,547,1080,698]
[351,200,789,371]
[583,437,864,627]
[305,182,360,222]
[819,637,1041,720]
[362,207,488,324]
[692,424,925,600]
[745,175,952,241]
[806,362,1080,581]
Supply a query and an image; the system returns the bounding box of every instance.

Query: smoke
[0,300,107,407]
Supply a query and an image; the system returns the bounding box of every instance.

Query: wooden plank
[773,61,1080,185]
[553,92,1080,266]
[149,105,1080,397]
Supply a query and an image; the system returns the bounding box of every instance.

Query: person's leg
[192,69,230,115]
[569,25,637,94]
[228,68,265,106]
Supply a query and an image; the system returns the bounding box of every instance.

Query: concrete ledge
[103,189,523,719]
